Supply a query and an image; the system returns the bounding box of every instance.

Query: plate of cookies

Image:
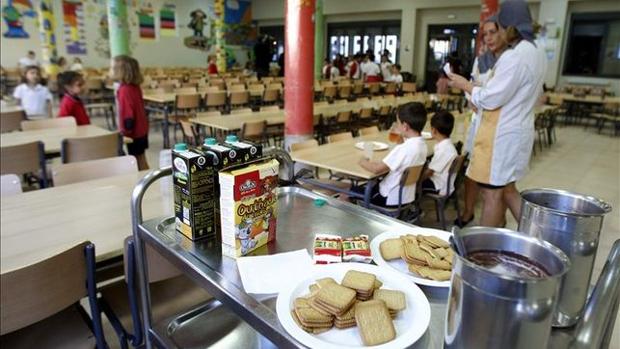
[370,229,454,287]
[276,263,431,349]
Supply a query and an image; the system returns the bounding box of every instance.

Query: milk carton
[219,159,279,258]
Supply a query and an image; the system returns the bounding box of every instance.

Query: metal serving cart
[131,167,620,349]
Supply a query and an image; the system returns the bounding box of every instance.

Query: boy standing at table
[352,102,428,207]
[420,111,458,196]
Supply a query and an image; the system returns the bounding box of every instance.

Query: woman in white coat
[456,16,508,227]
[448,0,546,227]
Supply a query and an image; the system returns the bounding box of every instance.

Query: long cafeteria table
[0,171,171,275]
[0,124,116,154]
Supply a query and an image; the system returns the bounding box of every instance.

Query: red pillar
[284,0,315,149]
[475,0,499,55]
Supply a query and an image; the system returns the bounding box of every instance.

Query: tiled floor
[91,114,620,347]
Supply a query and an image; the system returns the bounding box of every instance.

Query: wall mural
[2,0,36,38]
[223,0,255,47]
[159,3,176,37]
[184,8,210,51]
[62,0,87,54]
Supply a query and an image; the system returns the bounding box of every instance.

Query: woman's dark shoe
[454,214,474,228]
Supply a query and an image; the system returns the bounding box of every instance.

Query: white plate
[354,141,390,151]
[276,263,431,349]
[370,229,453,288]
[422,131,432,139]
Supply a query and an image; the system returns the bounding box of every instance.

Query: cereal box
[219,159,279,258]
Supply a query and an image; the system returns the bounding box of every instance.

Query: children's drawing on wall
[95,14,110,58]
[62,1,87,54]
[184,9,210,51]
[160,4,176,37]
[2,0,36,38]
[223,0,256,47]
[136,2,156,40]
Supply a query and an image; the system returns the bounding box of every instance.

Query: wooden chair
[0,141,48,188]
[179,120,201,145]
[21,117,77,131]
[230,108,253,114]
[289,138,320,152]
[84,78,105,103]
[323,86,338,101]
[1,110,25,133]
[384,83,397,94]
[260,105,280,112]
[205,91,227,111]
[1,174,22,197]
[359,126,380,136]
[352,83,364,96]
[157,82,176,93]
[181,83,197,89]
[289,139,351,195]
[240,120,267,145]
[172,94,201,142]
[51,156,138,186]
[327,131,353,143]
[369,164,425,221]
[368,83,381,95]
[0,242,107,349]
[358,107,376,128]
[61,132,122,163]
[230,91,250,109]
[423,155,465,230]
[401,82,416,94]
[262,89,279,105]
[329,110,352,134]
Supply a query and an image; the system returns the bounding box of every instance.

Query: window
[327,21,400,63]
[563,12,620,78]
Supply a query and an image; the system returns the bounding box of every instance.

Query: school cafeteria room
[1,0,619,348]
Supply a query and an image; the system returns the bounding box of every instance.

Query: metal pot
[444,227,570,349]
[518,188,612,327]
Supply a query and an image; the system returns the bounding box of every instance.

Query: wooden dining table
[0,125,115,153]
[0,171,171,275]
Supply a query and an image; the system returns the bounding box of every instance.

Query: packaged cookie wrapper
[313,234,342,264]
[342,235,372,263]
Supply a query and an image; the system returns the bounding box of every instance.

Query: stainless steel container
[445,227,570,349]
[519,188,612,327]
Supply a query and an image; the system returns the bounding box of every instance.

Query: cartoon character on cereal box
[237,219,257,255]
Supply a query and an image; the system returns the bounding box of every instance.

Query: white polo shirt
[380,136,427,206]
[380,62,392,80]
[429,138,458,195]
[385,73,403,84]
[13,83,53,116]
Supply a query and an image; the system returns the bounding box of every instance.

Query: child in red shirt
[207,55,218,75]
[58,71,90,125]
[112,55,149,170]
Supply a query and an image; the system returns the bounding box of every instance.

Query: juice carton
[201,138,243,168]
[172,143,219,241]
[219,159,279,258]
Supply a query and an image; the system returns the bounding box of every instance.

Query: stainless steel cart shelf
[131,167,620,349]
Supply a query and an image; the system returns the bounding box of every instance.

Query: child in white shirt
[421,111,458,196]
[13,65,53,118]
[352,102,428,206]
[385,64,403,84]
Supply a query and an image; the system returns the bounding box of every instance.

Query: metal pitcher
[445,227,570,349]
[519,188,612,327]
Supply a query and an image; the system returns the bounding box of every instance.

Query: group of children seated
[322,52,403,84]
[351,102,458,208]
[11,56,151,170]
